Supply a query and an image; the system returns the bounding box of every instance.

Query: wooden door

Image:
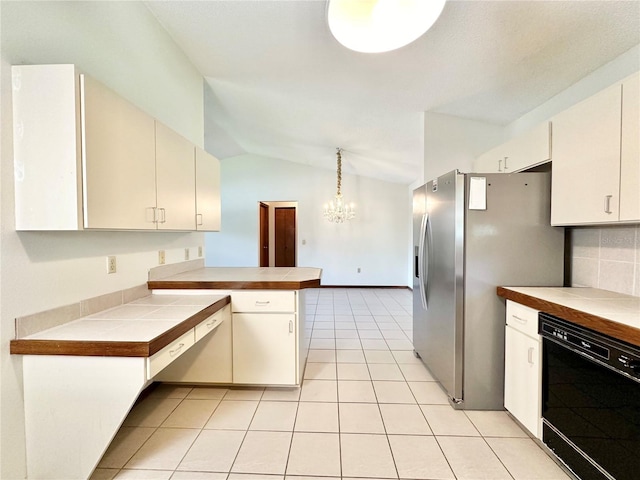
[275,207,296,267]
[259,203,269,267]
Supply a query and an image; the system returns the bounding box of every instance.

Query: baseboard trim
[319,285,411,289]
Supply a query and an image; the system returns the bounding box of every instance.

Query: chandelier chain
[336,148,342,195]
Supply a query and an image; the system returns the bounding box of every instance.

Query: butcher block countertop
[10,294,230,356]
[148,267,322,290]
[498,286,640,347]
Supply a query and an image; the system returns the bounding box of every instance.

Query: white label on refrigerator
[469,177,487,210]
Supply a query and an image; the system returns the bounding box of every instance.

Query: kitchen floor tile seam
[433,434,516,480]
[213,395,264,476]
[472,435,520,480]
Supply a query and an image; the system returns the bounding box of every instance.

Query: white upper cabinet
[155,122,196,231]
[195,147,221,231]
[474,122,551,174]
[12,64,218,231]
[551,72,639,225]
[620,73,640,222]
[13,65,85,230]
[81,73,157,230]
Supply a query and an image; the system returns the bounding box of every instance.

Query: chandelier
[323,148,356,223]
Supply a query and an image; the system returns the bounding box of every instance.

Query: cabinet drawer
[147,329,195,379]
[231,291,296,313]
[506,300,540,338]
[195,308,225,342]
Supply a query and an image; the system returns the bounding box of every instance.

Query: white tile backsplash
[571,225,639,297]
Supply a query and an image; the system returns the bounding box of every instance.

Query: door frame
[258,201,298,267]
[259,202,269,267]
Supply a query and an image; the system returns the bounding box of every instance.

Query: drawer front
[231,291,296,313]
[195,308,225,342]
[506,300,540,338]
[147,329,195,379]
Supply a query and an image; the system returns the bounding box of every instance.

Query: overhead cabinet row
[474,71,639,226]
[12,64,220,231]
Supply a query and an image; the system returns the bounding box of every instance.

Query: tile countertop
[10,294,230,356]
[497,286,640,347]
[148,267,322,290]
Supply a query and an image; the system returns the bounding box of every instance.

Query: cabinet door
[504,325,541,438]
[503,122,551,172]
[233,313,296,385]
[80,74,157,229]
[155,122,196,230]
[474,146,504,173]
[620,72,639,222]
[195,147,221,231]
[551,83,622,225]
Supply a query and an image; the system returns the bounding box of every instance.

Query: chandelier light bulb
[327,0,446,53]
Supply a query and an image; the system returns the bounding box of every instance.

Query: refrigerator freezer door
[420,171,465,403]
[413,184,428,359]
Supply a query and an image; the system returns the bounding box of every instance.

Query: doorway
[258,201,298,267]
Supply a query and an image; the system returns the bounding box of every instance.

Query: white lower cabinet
[154,305,232,383]
[504,301,542,439]
[232,313,297,385]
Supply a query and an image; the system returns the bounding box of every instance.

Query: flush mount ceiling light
[327,0,446,53]
[324,148,356,223]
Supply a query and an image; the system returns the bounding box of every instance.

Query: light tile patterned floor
[91,288,571,480]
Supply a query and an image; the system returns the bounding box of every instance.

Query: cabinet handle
[604,195,613,214]
[147,207,158,223]
[196,213,204,226]
[169,343,185,357]
[289,320,294,333]
[255,300,270,306]
[206,320,216,328]
[504,156,509,170]
[511,315,528,324]
[159,208,167,223]
[498,159,502,172]
[528,347,534,364]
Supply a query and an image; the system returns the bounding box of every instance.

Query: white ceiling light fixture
[324,148,356,223]
[327,0,447,53]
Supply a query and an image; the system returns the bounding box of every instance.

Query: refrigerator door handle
[418,213,429,309]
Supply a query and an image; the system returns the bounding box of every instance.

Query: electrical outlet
[198,246,203,257]
[158,250,166,265]
[107,256,117,274]
[184,248,190,261]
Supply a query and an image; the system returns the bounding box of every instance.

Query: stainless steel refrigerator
[413,169,564,410]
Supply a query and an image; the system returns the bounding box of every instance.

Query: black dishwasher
[540,312,640,480]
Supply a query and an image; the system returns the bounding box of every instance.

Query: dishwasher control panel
[539,312,640,382]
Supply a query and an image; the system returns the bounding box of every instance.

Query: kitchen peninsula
[11,265,321,480]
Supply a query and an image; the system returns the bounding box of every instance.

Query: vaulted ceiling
[145,0,640,184]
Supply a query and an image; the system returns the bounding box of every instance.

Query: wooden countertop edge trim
[497,287,640,347]
[10,296,231,357]
[147,279,321,290]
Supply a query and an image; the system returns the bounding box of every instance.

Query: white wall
[0,3,204,478]
[205,154,410,287]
